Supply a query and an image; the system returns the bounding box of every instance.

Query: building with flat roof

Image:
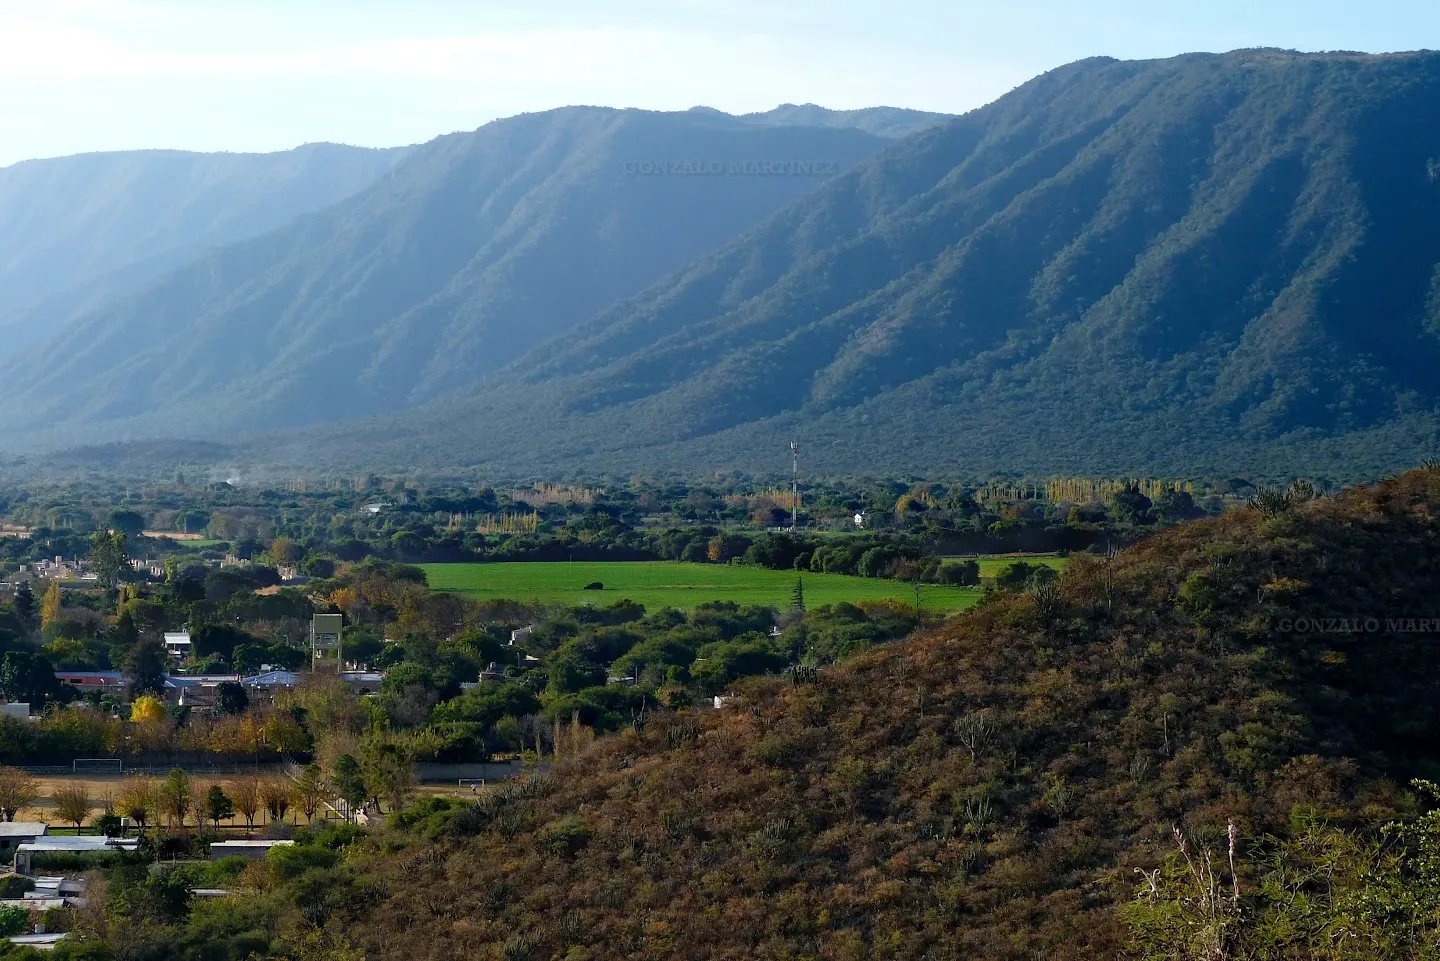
[0,822,47,853]
[53,670,124,690]
[209,839,294,860]
[14,836,138,874]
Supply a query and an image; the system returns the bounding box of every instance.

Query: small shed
[7,933,67,951]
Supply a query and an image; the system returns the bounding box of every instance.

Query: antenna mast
[790,441,800,530]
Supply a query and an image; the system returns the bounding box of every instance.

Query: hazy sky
[2,0,1437,166]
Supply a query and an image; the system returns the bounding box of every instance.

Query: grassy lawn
[971,555,1069,577]
[420,561,983,612]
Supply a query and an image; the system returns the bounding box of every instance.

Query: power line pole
[790,441,800,530]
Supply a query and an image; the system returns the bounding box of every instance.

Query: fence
[23,761,289,777]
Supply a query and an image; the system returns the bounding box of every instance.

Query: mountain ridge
[239,49,1440,482]
[0,105,937,444]
[0,141,414,357]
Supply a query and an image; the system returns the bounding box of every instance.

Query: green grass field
[969,555,1069,577]
[420,561,985,613]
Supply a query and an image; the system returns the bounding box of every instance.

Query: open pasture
[420,560,987,612]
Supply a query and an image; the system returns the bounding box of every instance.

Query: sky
[1,0,1438,167]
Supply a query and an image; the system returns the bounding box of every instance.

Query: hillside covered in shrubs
[252,465,1438,959]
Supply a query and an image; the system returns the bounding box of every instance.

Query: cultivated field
[421,560,987,612]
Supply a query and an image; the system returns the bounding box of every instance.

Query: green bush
[541,818,593,858]
[0,904,26,937]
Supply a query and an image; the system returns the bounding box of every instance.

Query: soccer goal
[457,778,486,794]
[72,758,124,775]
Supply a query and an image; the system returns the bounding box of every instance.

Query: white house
[162,632,192,660]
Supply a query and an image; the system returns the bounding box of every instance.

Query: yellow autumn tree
[39,581,62,629]
[130,695,166,725]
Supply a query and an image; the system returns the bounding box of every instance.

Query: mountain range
[6,52,1440,483]
[0,106,941,442]
[242,49,1440,482]
[0,142,412,358]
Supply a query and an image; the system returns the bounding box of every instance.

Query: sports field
[420,561,985,612]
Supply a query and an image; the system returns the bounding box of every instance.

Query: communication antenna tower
[790,441,800,530]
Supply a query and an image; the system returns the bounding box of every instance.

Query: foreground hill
[0,107,917,443]
[321,467,1440,959]
[275,49,1440,481]
[0,143,411,357]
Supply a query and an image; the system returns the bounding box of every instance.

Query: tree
[359,737,417,812]
[706,534,749,564]
[0,766,39,821]
[115,777,158,830]
[230,776,262,834]
[1152,488,1200,522]
[0,905,27,938]
[939,559,981,586]
[39,581,61,631]
[53,783,91,831]
[124,639,168,699]
[1110,483,1154,525]
[13,581,35,630]
[88,530,130,592]
[296,764,326,823]
[545,646,606,697]
[216,681,249,716]
[331,754,366,822]
[268,537,303,566]
[261,779,293,824]
[856,546,897,578]
[159,768,192,829]
[109,610,140,649]
[994,561,1041,591]
[108,510,146,539]
[130,695,166,725]
[0,651,62,708]
[203,785,234,829]
[789,578,806,614]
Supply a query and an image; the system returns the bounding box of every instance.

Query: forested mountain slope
[284,49,1440,481]
[0,143,411,357]
[0,108,906,441]
[303,467,1440,959]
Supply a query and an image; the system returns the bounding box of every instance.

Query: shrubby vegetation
[135,464,1440,960]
